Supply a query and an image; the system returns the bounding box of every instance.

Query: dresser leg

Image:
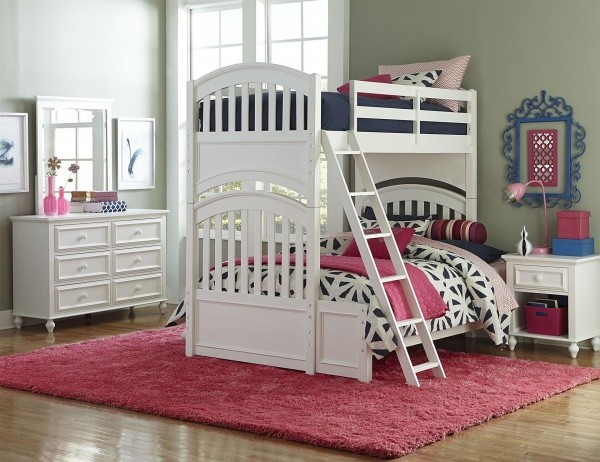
[45,320,55,333]
[159,301,167,314]
[508,335,517,351]
[568,342,579,359]
[13,316,23,330]
[591,336,600,352]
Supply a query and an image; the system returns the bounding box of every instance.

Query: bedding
[168,235,515,359]
[201,91,467,135]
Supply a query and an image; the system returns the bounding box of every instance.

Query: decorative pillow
[362,206,439,222]
[379,55,470,111]
[427,219,487,244]
[442,240,507,263]
[342,227,415,259]
[289,234,353,256]
[336,74,395,100]
[359,216,430,236]
[392,70,442,102]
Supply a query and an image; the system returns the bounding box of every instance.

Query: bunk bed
[184,62,516,384]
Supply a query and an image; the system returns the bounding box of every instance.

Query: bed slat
[202,219,210,289]
[202,95,210,133]
[240,210,249,294]
[282,87,290,131]
[281,218,290,298]
[294,228,303,299]
[268,83,276,131]
[214,216,223,291]
[253,83,263,131]
[215,89,222,132]
[252,209,262,295]
[266,212,275,296]
[241,84,249,132]
[228,85,235,132]
[295,90,303,131]
[227,211,236,292]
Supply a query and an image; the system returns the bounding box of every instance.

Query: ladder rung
[413,361,440,374]
[349,191,376,197]
[396,317,425,328]
[380,275,406,284]
[364,232,390,240]
[335,150,361,156]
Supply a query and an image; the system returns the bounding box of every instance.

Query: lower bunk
[170,232,515,382]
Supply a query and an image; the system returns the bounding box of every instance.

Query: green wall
[349,0,600,252]
[0,0,166,318]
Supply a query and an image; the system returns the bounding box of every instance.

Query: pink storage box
[525,305,567,336]
[557,210,590,239]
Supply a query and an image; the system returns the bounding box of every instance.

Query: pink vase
[43,176,58,216]
[57,187,70,215]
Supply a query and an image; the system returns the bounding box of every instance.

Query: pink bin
[525,305,567,336]
[557,210,590,239]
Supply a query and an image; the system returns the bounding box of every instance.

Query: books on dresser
[69,191,127,213]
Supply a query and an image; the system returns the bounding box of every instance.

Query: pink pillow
[426,219,487,244]
[336,74,395,100]
[342,227,416,259]
[379,55,470,111]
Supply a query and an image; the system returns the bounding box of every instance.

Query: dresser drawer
[113,219,162,247]
[55,280,111,312]
[55,223,110,252]
[513,264,568,292]
[55,251,110,283]
[113,246,162,276]
[113,273,163,304]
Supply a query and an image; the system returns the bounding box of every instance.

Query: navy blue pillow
[442,240,507,263]
[363,206,439,221]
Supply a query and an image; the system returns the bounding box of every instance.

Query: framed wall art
[117,117,155,190]
[0,113,29,193]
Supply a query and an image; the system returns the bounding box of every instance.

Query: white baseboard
[0,310,15,330]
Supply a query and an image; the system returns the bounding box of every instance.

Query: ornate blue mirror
[502,90,586,208]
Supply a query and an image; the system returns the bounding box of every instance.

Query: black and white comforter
[167,236,513,359]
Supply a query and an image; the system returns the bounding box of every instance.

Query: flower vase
[57,187,70,215]
[516,226,533,256]
[43,176,58,216]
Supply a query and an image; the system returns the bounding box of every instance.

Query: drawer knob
[134,285,142,292]
[535,274,543,282]
[80,263,89,270]
[134,257,143,264]
[81,292,89,300]
[134,228,142,236]
[80,233,88,240]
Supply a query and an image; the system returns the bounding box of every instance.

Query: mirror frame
[35,96,113,214]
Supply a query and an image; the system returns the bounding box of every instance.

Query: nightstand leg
[159,301,167,314]
[45,319,55,333]
[568,342,579,359]
[13,316,23,330]
[591,336,600,352]
[508,335,517,351]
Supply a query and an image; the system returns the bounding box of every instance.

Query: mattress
[201,91,467,135]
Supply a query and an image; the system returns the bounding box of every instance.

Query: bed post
[465,89,478,220]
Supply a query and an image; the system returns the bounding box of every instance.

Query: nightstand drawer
[513,264,568,292]
[55,223,110,252]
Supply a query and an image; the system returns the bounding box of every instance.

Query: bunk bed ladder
[322,133,446,387]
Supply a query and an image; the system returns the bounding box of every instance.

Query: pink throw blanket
[248,255,448,322]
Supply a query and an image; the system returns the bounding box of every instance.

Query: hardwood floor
[1,307,599,462]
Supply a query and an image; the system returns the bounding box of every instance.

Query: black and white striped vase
[516,226,533,256]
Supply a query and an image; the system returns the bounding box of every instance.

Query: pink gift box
[557,210,590,239]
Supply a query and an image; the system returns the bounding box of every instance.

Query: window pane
[191,10,219,48]
[303,0,327,38]
[53,108,78,124]
[54,128,76,157]
[78,110,93,123]
[270,2,301,41]
[221,8,242,45]
[271,41,301,70]
[221,46,242,68]
[77,127,93,159]
[303,39,327,75]
[192,48,220,79]
[74,160,94,191]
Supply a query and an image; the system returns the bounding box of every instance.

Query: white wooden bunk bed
[185,63,510,386]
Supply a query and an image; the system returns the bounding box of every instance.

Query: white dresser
[11,209,168,332]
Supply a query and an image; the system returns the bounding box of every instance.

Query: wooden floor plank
[0,306,599,461]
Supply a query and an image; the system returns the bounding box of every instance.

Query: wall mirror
[35,96,113,214]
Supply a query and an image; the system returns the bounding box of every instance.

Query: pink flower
[68,163,80,174]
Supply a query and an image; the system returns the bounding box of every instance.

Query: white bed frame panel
[186,63,478,381]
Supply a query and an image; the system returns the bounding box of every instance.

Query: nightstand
[502,253,600,358]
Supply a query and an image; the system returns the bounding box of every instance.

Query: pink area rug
[0,327,598,459]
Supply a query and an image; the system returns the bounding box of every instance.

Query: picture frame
[0,113,29,193]
[117,118,155,190]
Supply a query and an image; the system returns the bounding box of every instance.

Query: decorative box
[525,305,567,336]
[83,200,128,213]
[552,237,594,256]
[557,210,590,239]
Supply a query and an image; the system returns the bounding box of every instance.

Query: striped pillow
[426,219,487,244]
[379,55,470,112]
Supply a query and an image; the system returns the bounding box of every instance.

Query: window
[267,0,328,88]
[190,2,243,79]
